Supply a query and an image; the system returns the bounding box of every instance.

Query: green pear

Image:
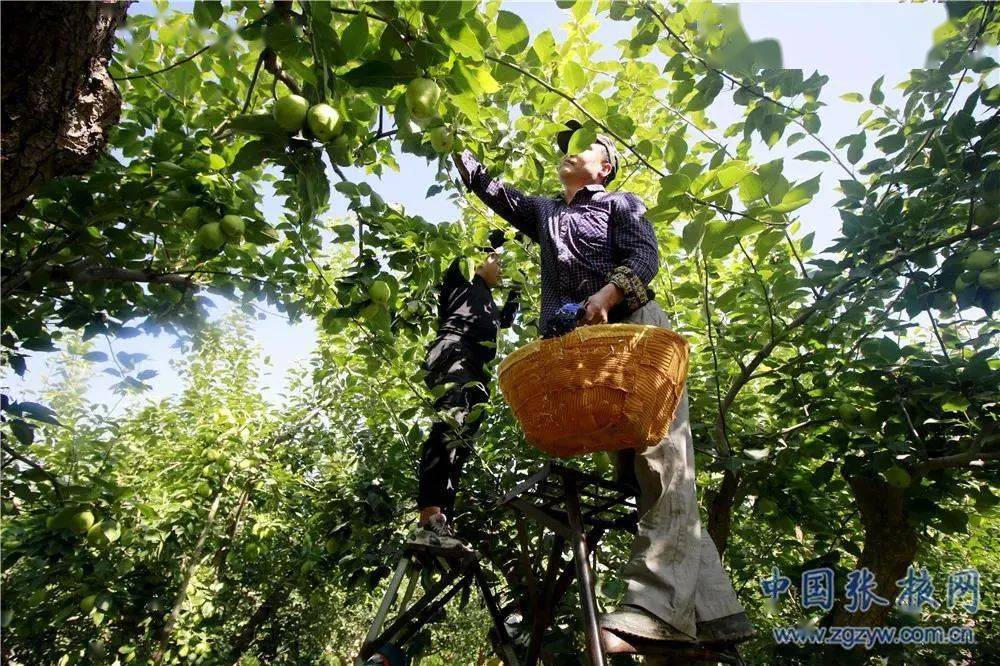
[220,214,245,239]
[406,78,441,119]
[429,126,454,154]
[964,250,996,271]
[307,103,341,141]
[273,94,309,131]
[369,280,390,304]
[196,222,225,250]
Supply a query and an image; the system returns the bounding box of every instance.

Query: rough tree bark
[706,469,741,555]
[1,0,131,220]
[821,475,920,663]
[228,585,293,662]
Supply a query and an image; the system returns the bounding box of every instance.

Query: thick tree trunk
[706,469,740,555]
[228,584,293,662]
[1,0,130,219]
[822,476,920,662]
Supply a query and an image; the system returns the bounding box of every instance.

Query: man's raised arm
[452,150,540,242]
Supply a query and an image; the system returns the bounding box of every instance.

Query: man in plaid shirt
[452,122,754,654]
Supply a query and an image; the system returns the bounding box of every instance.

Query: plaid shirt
[457,150,659,333]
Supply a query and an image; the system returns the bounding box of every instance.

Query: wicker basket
[498,324,690,457]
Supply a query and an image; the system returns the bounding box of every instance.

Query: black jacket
[423,258,519,388]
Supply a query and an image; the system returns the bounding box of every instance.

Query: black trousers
[416,380,489,518]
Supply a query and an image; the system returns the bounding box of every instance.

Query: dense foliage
[2,1,997,664]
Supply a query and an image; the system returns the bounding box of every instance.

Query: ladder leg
[472,564,521,666]
[565,475,606,666]
[357,555,412,665]
[525,535,566,666]
[397,564,421,613]
[360,555,477,660]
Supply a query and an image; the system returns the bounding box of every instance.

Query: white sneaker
[404,516,473,555]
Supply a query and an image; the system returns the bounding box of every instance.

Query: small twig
[642,3,806,117]
[485,53,772,226]
[736,238,779,339]
[262,48,301,95]
[241,52,266,114]
[1,442,64,500]
[114,44,213,81]
[698,250,730,454]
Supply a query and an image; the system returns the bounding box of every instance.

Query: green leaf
[869,75,885,105]
[847,134,866,164]
[343,60,419,89]
[230,139,277,173]
[208,154,226,171]
[263,22,299,56]
[496,10,529,55]
[561,61,586,90]
[193,0,223,28]
[940,395,970,412]
[443,21,484,60]
[531,29,556,64]
[449,60,498,96]
[665,133,687,171]
[746,39,782,71]
[876,133,905,154]
[18,402,60,425]
[340,14,369,60]
[767,175,820,214]
[739,173,765,202]
[681,219,705,252]
[686,72,724,112]
[717,161,750,188]
[101,520,122,543]
[229,114,284,136]
[795,151,831,162]
[10,419,33,446]
[840,92,864,103]
[840,179,866,200]
[567,125,597,155]
[580,93,607,117]
[659,174,691,197]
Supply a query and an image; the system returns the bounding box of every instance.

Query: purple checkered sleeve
[607,193,659,311]
[457,150,540,242]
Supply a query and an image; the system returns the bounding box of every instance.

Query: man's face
[476,251,501,287]
[558,142,612,187]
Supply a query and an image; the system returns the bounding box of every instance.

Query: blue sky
[5,2,957,410]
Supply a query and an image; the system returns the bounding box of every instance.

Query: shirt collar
[472,273,492,291]
[554,183,606,205]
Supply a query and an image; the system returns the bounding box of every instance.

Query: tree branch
[713,221,1000,445]
[1,441,64,500]
[484,53,775,226]
[114,44,212,81]
[642,3,806,118]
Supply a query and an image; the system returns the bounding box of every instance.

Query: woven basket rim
[498,323,689,378]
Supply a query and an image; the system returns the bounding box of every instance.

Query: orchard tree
[2,1,998,664]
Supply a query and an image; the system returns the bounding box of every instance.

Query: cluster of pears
[271,95,349,162]
[183,205,245,251]
[955,249,1000,292]
[46,506,121,546]
[404,77,455,154]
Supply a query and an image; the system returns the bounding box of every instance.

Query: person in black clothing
[408,230,519,553]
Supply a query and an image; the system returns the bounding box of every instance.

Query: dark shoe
[696,611,756,645]
[404,515,473,556]
[599,604,695,645]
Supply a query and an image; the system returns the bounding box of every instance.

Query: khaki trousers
[611,300,745,639]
